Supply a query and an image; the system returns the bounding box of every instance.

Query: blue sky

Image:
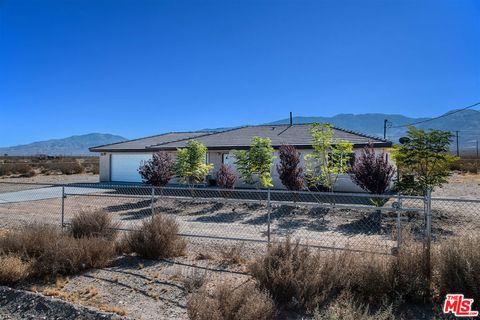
[1,0,479,146]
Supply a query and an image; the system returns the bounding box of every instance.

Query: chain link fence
[0,181,479,256]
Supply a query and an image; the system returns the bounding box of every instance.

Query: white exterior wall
[100,147,393,192]
[225,147,392,192]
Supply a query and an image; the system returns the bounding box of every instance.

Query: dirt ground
[433,172,480,198]
[1,173,479,319]
[9,242,255,320]
[0,173,99,184]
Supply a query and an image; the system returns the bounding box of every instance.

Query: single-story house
[89,124,392,192]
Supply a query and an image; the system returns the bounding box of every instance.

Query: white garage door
[111,154,152,182]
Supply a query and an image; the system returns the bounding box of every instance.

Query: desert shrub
[0,254,31,284]
[434,235,480,302]
[449,159,478,174]
[277,144,304,190]
[126,214,186,259]
[187,281,275,320]
[217,243,245,265]
[351,144,396,195]
[216,164,236,189]
[69,210,119,240]
[0,224,61,257]
[182,269,209,293]
[83,162,100,174]
[313,292,394,320]
[0,224,116,277]
[46,161,83,175]
[30,236,115,276]
[138,151,175,186]
[249,238,425,312]
[0,163,35,176]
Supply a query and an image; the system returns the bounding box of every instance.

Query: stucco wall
[99,153,111,182]
[100,147,393,192]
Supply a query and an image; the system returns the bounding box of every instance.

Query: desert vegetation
[124,213,186,259]
[0,212,186,285]
[0,156,98,178]
[138,151,175,186]
[183,234,480,319]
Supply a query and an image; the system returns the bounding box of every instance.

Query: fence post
[267,188,271,245]
[151,186,155,216]
[396,194,402,250]
[424,188,432,299]
[61,186,65,230]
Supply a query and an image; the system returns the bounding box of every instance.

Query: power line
[390,101,480,129]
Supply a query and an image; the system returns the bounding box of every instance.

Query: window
[222,153,230,165]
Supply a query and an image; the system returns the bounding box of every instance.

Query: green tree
[175,140,213,185]
[393,126,458,195]
[304,123,353,191]
[233,137,275,188]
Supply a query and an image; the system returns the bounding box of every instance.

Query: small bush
[46,161,83,175]
[182,269,209,293]
[69,210,119,240]
[314,292,394,320]
[434,235,480,302]
[217,244,245,265]
[126,214,186,259]
[0,163,34,176]
[187,281,275,320]
[138,151,175,186]
[0,224,116,277]
[0,254,31,284]
[277,144,304,191]
[216,164,236,189]
[249,237,425,311]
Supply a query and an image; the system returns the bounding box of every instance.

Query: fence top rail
[3,180,480,203]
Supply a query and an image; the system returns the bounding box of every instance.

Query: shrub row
[0,163,35,177]
[187,235,480,319]
[0,212,185,285]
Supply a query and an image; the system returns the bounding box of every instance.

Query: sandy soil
[433,173,480,198]
[1,174,479,319]
[0,173,99,185]
[12,246,252,320]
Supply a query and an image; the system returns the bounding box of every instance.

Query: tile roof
[89,131,212,152]
[147,124,391,151]
[89,124,391,153]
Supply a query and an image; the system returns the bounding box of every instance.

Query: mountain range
[268,109,480,152]
[1,109,479,155]
[0,133,127,156]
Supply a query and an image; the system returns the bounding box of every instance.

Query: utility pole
[476,140,479,159]
[384,119,388,140]
[476,140,479,173]
[455,131,460,157]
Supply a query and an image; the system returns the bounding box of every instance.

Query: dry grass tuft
[0,223,116,278]
[249,237,425,311]
[100,304,128,316]
[69,210,120,240]
[434,235,480,302]
[187,281,275,320]
[182,269,209,293]
[126,214,186,259]
[217,244,246,266]
[313,292,395,320]
[0,254,31,284]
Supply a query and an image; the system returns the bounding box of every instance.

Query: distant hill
[0,133,127,156]
[268,109,480,153]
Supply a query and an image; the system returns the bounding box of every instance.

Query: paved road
[0,186,112,204]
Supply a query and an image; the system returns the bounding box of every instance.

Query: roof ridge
[146,126,249,149]
[331,125,388,142]
[89,130,214,151]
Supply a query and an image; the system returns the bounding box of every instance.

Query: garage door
[111,154,152,182]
